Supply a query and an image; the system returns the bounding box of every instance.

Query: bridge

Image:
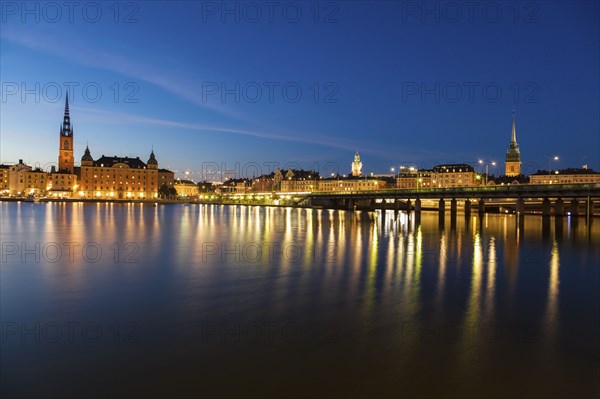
[305,183,600,219]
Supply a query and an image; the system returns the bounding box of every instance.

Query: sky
[1,1,599,180]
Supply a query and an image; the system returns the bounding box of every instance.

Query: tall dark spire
[65,92,70,117]
[61,93,72,136]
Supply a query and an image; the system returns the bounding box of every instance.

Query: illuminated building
[395,165,478,189]
[23,168,49,195]
[78,147,159,199]
[278,169,319,192]
[7,159,32,196]
[318,176,386,192]
[0,165,9,195]
[431,164,478,188]
[530,168,600,185]
[174,179,199,198]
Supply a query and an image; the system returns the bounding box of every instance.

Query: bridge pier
[415,198,421,213]
[570,199,579,216]
[347,198,354,211]
[369,199,376,212]
[516,198,525,215]
[586,196,592,224]
[554,198,564,216]
[478,199,485,215]
[450,198,457,215]
[406,199,411,213]
[439,198,445,216]
[542,198,551,217]
[464,199,471,218]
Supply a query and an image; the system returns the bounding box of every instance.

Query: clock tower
[58,94,74,173]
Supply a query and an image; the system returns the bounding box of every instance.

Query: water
[1,202,598,398]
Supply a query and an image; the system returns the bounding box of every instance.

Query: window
[64,140,69,150]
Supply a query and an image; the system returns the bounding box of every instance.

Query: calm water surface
[1,202,599,398]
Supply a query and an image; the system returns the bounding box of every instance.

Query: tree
[158,184,177,199]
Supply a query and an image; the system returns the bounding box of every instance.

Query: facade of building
[0,165,9,195]
[530,168,600,185]
[218,178,251,194]
[318,176,386,192]
[431,164,478,188]
[48,171,77,197]
[158,169,175,188]
[505,111,521,177]
[24,169,49,195]
[174,179,199,198]
[277,169,319,192]
[78,146,159,199]
[396,170,433,189]
[7,160,32,196]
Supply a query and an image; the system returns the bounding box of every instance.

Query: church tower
[351,150,363,177]
[58,94,74,173]
[505,111,521,177]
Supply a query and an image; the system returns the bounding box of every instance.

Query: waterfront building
[505,111,521,177]
[0,165,9,195]
[174,179,199,198]
[78,146,159,199]
[396,169,433,189]
[318,176,386,192]
[252,174,276,192]
[530,168,600,185]
[7,159,32,196]
[278,169,319,192]
[47,171,77,198]
[431,164,478,188]
[395,164,478,189]
[23,168,49,195]
[351,151,363,177]
[158,169,175,188]
[218,178,251,194]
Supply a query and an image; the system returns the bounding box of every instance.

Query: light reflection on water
[1,202,599,398]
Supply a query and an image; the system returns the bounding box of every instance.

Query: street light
[478,160,496,186]
[549,156,559,183]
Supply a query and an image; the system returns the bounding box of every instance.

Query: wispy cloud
[1,28,246,120]
[75,105,358,151]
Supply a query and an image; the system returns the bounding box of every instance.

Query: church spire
[511,109,517,144]
[64,92,70,118]
[61,93,72,136]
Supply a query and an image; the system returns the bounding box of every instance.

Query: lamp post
[478,160,496,186]
[549,156,559,183]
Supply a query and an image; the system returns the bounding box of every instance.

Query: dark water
[1,202,599,398]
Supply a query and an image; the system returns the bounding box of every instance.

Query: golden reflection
[484,237,497,321]
[464,232,483,327]
[544,241,560,340]
[435,232,447,311]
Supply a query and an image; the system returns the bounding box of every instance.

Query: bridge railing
[308,183,600,197]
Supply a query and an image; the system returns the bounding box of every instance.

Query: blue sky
[1,1,598,179]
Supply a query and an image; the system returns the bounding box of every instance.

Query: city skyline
[1,2,599,174]
[1,93,593,181]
